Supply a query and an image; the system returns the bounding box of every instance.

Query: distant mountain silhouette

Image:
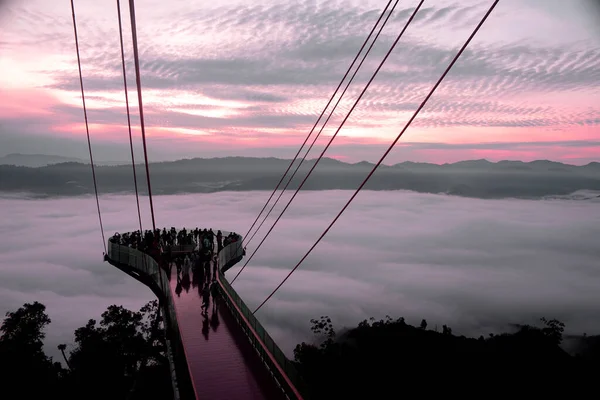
[0,156,599,199]
[0,153,85,167]
[0,153,129,167]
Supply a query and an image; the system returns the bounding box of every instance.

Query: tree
[64,301,170,400]
[0,300,171,400]
[540,317,565,345]
[442,325,452,335]
[1,301,50,347]
[58,344,71,370]
[0,302,63,398]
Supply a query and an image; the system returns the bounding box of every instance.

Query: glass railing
[107,233,307,400]
[106,241,187,400]
[217,274,307,400]
[216,239,307,400]
[218,237,244,272]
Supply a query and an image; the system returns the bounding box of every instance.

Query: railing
[169,244,196,253]
[107,242,186,400]
[218,273,307,400]
[107,232,307,400]
[218,237,244,273]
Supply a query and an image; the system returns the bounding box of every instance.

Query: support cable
[253,0,500,314]
[117,0,144,236]
[70,0,107,255]
[128,0,157,233]
[243,0,394,242]
[127,0,164,291]
[244,0,400,249]
[231,0,422,285]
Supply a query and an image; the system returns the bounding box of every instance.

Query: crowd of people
[108,227,242,314]
[108,227,240,256]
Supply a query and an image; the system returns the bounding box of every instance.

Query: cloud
[1,0,599,163]
[1,190,599,361]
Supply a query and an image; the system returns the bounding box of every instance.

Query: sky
[1,190,599,361]
[0,0,599,164]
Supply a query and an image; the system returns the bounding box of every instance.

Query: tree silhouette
[442,324,452,335]
[0,300,171,400]
[58,344,71,370]
[292,314,598,399]
[540,317,565,345]
[0,301,63,398]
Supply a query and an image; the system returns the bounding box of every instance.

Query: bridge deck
[169,264,285,400]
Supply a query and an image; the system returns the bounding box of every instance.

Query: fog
[1,190,599,361]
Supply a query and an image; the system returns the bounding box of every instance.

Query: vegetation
[0,301,171,400]
[3,299,600,399]
[293,315,600,398]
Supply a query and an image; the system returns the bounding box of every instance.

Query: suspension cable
[126,0,165,291]
[70,0,107,255]
[243,0,394,242]
[128,0,157,233]
[253,0,500,314]
[231,0,422,285]
[117,0,143,235]
[244,0,400,249]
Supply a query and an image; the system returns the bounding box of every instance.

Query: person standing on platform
[201,284,210,314]
[210,279,219,311]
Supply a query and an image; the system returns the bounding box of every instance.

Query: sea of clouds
[1,190,599,360]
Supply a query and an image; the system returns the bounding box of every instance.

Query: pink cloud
[0,0,598,164]
[0,88,58,118]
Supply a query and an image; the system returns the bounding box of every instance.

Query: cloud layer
[1,190,599,360]
[0,0,599,163]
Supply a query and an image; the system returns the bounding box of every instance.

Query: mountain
[0,153,85,167]
[0,156,598,199]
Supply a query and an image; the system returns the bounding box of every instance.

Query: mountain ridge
[1,155,599,199]
[1,153,597,168]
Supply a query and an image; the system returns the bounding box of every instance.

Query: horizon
[1,0,599,165]
[1,151,599,167]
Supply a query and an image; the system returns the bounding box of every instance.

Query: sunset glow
[0,0,598,164]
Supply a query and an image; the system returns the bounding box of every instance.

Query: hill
[0,153,85,167]
[0,156,599,199]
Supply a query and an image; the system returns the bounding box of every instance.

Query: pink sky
[0,0,599,164]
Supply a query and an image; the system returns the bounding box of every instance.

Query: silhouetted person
[191,267,201,289]
[195,265,204,288]
[212,256,218,277]
[202,313,209,341]
[181,272,191,293]
[201,285,210,314]
[176,257,182,276]
[175,280,182,298]
[210,307,220,332]
[210,280,219,312]
[217,230,223,253]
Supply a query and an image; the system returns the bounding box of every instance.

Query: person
[217,230,223,253]
[183,255,191,276]
[201,284,210,314]
[210,279,219,311]
[212,255,218,277]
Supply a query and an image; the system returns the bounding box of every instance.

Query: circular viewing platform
[107,227,245,274]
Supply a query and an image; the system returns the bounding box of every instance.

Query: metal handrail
[217,270,307,400]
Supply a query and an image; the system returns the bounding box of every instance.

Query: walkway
[169,262,286,400]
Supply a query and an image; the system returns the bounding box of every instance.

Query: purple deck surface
[169,265,286,400]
